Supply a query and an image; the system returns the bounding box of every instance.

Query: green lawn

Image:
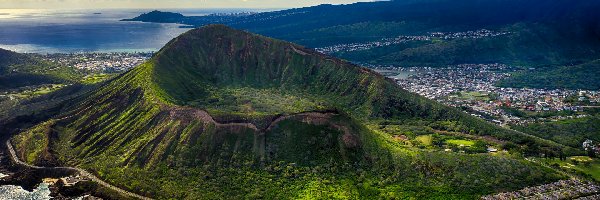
[446,139,476,147]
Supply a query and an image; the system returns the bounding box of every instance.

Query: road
[5,140,152,200]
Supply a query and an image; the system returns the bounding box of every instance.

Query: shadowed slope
[0,48,78,89]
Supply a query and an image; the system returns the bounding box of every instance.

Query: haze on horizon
[0,0,378,9]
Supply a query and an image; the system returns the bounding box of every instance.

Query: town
[35,52,152,72]
[0,52,152,103]
[482,179,600,200]
[375,64,600,126]
[315,29,510,54]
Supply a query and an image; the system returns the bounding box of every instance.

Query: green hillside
[0,48,79,90]
[512,115,600,149]
[12,25,569,199]
[333,23,600,68]
[497,59,600,90]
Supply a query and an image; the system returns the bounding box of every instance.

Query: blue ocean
[0,9,262,53]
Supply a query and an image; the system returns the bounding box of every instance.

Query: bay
[0,9,259,53]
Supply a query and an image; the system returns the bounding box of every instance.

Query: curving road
[5,140,152,200]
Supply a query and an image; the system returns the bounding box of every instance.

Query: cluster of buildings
[429,29,510,40]
[208,12,257,17]
[42,175,90,187]
[482,179,600,200]
[395,64,511,99]
[583,139,600,156]
[315,35,430,54]
[238,11,308,23]
[577,91,600,103]
[384,64,599,125]
[37,52,152,72]
[315,29,510,54]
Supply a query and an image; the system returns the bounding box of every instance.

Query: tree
[571,159,580,165]
[587,148,597,158]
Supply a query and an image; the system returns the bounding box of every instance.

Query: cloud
[0,0,376,9]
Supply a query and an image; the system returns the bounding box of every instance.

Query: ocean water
[0,8,260,53]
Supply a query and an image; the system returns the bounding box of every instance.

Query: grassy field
[200,87,326,116]
[456,91,491,101]
[81,73,116,84]
[1,84,67,100]
[446,139,476,147]
[415,135,433,146]
[543,156,600,181]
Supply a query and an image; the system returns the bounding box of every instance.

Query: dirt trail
[6,140,152,200]
[7,105,340,200]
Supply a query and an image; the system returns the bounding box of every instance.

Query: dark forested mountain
[497,59,600,90]
[0,48,77,89]
[125,0,600,89]
[11,25,570,199]
[229,0,600,48]
[0,48,34,72]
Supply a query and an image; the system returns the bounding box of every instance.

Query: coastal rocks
[0,183,52,200]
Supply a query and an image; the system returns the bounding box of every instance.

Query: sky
[0,0,377,9]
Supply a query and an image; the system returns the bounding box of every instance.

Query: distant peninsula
[121,10,255,27]
[121,10,186,23]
